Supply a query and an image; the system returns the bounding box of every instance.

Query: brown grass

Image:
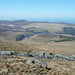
[37,34,59,38]
[0,56,75,75]
[20,38,75,55]
[0,38,31,52]
[0,38,75,75]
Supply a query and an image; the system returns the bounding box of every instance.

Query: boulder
[71,55,75,59]
[1,51,13,56]
[54,54,75,61]
[17,52,33,57]
[26,59,47,68]
[24,52,33,57]
[54,54,67,60]
[17,52,25,56]
[33,51,54,59]
[67,55,75,61]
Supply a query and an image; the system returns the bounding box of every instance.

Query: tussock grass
[0,38,31,52]
[0,56,75,75]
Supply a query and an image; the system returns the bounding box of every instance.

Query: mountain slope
[0,38,30,52]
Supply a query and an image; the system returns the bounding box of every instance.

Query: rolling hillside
[0,20,75,75]
[0,20,75,41]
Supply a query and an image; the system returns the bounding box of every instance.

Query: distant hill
[0,20,31,26]
[0,19,75,41]
[0,20,75,26]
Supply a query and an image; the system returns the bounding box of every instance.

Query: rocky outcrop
[54,54,67,60]
[17,52,33,57]
[33,51,54,59]
[26,59,47,68]
[54,54,75,61]
[0,50,75,61]
[1,51,13,56]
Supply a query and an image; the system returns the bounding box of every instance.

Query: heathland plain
[0,20,75,75]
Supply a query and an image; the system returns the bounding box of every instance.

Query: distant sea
[48,19,75,24]
[28,18,75,24]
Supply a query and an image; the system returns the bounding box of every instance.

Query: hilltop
[0,20,75,75]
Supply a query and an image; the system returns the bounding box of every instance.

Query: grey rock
[26,59,47,68]
[54,54,75,61]
[1,51,13,56]
[17,52,33,57]
[24,52,32,57]
[67,55,75,61]
[17,52,25,56]
[54,54,68,60]
[33,51,54,59]
[71,55,75,59]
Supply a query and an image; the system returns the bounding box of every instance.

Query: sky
[0,0,75,23]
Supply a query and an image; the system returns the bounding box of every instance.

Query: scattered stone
[16,52,25,56]
[67,55,75,61]
[17,52,33,57]
[26,59,47,68]
[24,52,33,57]
[71,55,75,59]
[33,51,54,59]
[54,54,75,61]
[1,51,13,56]
[54,54,68,60]
[0,50,75,61]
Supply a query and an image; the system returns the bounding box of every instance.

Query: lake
[22,32,54,39]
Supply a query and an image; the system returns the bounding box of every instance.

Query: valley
[0,20,75,55]
[0,20,75,75]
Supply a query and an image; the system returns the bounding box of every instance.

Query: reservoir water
[23,32,54,39]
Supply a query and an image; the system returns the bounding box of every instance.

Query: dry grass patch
[0,56,75,75]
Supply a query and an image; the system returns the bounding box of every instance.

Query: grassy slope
[1,36,75,55]
[0,31,33,41]
[0,38,75,75]
[21,23,66,33]
[0,38,31,52]
[20,37,75,55]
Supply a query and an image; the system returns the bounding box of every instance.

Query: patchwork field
[21,23,66,33]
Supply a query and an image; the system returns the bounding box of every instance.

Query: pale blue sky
[0,0,75,23]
